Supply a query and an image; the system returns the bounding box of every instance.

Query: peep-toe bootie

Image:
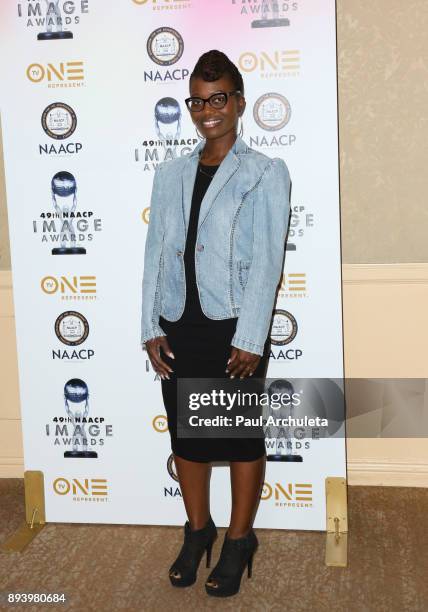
[169,515,217,587]
[205,529,258,597]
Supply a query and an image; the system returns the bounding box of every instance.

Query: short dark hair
[190,50,244,96]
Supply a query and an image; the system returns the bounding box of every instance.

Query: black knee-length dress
[159,161,270,462]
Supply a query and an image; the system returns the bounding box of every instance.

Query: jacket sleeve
[141,164,167,345]
[231,158,291,356]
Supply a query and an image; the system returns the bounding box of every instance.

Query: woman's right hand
[145,336,175,380]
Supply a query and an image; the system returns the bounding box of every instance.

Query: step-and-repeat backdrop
[0,0,345,529]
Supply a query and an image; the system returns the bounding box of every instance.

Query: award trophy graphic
[251,0,291,28]
[155,97,182,158]
[51,171,86,255]
[63,379,98,458]
[264,379,303,462]
[37,0,73,40]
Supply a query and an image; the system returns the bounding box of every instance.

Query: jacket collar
[182,135,248,234]
[188,134,249,158]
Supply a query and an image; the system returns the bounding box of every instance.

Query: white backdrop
[0,0,345,529]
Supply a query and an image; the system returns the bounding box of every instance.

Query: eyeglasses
[184,90,241,112]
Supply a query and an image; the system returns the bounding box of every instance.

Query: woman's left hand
[226,347,260,379]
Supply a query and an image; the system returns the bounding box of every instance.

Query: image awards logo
[134,97,196,168]
[50,172,85,255]
[264,378,303,462]
[37,0,73,39]
[16,0,90,40]
[63,379,97,458]
[45,379,114,453]
[33,170,102,255]
[155,97,182,156]
[32,171,102,254]
[251,0,291,28]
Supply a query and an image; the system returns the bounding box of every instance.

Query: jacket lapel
[181,149,200,237]
[181,136,246,238]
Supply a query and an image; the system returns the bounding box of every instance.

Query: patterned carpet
[0,479,427,612]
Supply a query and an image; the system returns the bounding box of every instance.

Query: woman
[141,50,291,597]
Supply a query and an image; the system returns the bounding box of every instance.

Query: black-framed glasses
[184,90,241,112]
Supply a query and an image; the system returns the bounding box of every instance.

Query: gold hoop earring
[195,126,204,140]
[238,116,244,138]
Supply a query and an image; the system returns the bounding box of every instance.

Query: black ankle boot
[205,529,258,597]
[169,515,217,587]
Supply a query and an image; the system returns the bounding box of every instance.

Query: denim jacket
[141,135,291,356]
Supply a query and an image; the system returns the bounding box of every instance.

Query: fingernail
[227,358,231,364]
[168,352,175,359]
[225,369,229,373]
[166,374,170,380]
[230,375,235,379]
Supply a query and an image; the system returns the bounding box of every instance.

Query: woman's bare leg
[173,454,211,530]
[228,456,266,538]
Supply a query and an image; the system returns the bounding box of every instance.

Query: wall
[1,0,428,483]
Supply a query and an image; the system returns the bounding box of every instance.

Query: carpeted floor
[0,480,427,612]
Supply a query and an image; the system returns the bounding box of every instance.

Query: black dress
[159,161,270,462]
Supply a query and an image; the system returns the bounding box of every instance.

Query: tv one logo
[132,0,187,6]
[41,275,96,296]
[26,61,85,85]
[238,50,300,74]
[142,207,150,224]
[261,482,313,505]
[53,477,108,497]
[152,415,168,432]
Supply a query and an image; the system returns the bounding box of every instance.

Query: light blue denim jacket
[141,135,291,356]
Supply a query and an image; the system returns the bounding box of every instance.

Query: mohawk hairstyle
[190,50,244,96]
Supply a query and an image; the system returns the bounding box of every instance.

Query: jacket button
[176,250,182,256]
[197,244,204,252]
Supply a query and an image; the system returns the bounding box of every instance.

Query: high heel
[205,529,258,597]
[169,515,217,588]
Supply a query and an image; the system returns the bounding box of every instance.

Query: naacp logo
[55,311,89,346]
[147,27,184,66]
[253,93,291,131]
[167,453,179,482]
[42,102,77,139]
[270,309,298,346]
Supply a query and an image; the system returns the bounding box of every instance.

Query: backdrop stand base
[1,470,46,553]
[325,476,348,567]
